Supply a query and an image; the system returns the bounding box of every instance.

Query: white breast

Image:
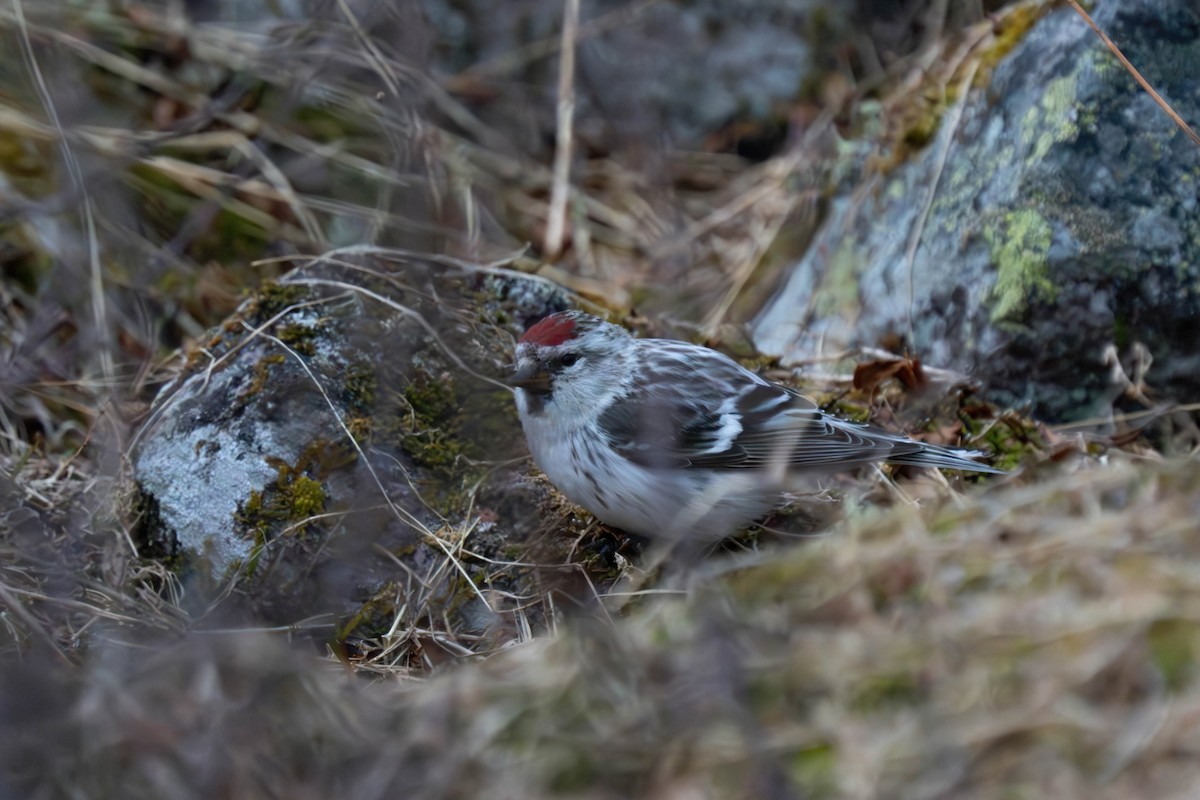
[518,391,780,540]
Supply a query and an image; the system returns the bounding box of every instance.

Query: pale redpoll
[511,311,1002,541]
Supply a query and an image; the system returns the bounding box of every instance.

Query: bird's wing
[594,341,762,469]
[709,391,922,471]
[596,340,994,472]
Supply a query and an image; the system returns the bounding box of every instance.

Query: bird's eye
[559,353,579,368]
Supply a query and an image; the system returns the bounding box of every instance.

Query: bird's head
[510,311,633,418]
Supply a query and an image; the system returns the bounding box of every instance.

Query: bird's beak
[508,361,552,393]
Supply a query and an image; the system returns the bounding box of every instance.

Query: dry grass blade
[11,0,113,388]
[543,0,580,260]
[442,0,661,89]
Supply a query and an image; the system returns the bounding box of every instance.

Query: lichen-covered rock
[753,0,1200,421]
[131,248,575,638]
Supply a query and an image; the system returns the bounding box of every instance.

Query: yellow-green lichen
[814,243,864,320]
[871,0,1055,175]
[1021,72,1081,163]
[985,209,1057,322]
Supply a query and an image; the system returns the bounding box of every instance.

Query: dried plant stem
[544,0,580,260]
[12,0,114,387]
[1068,0,1200,149]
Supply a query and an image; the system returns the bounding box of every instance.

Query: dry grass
[7,450,1200,798]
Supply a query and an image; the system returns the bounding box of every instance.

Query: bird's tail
[887,445,1006,474]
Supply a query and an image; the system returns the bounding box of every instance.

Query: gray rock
[130,248,574,628]
[753,0,1200,420]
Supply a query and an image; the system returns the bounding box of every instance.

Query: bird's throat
[519,387,552,416]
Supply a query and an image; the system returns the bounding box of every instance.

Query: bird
[509,310,1003,542]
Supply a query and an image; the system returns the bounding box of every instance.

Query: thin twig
[444,0,660,88]
[544,0,580,260]
[1067,0,1200,149]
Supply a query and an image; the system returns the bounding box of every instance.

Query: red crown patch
[520,313,577,347]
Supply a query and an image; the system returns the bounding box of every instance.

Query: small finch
[510,311,1002,542]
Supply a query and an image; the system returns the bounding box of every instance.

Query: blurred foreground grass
[6,452,1200,798]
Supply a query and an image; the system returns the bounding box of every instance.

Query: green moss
[0,222,53,293]
[126,164,275,263]
[900,100,944,150]
[277,322,319,356]
[404,369,459,422]
[233,489,269,577]
[850,668,926,711]
[1112,315,1131,349]
[547,752,600,794]
[817,392,871,424]
[344,416,373,443]
[1147,619,1197,691]
[287,474,326,518]
[241,353,286,400]
[371,361,524,517]
[788,742,837,797]
[343,361,378,414]
[293,436,359,479]
[972,4,1055,89]
[968,413,1042,472]
[336,580,405,641]
[234,439,353,564]
[253,281,310,322]
[385,369,480,511]
[985,209,1057,322]
[241,487,265,520]
[0,129,55,198]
